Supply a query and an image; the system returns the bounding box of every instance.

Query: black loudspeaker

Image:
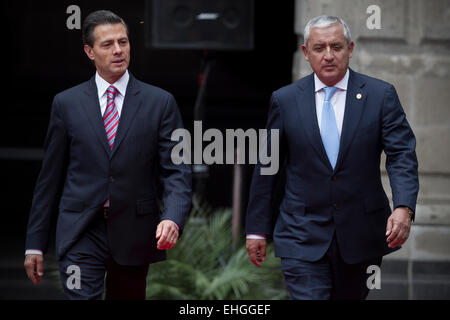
[146,0,254,50]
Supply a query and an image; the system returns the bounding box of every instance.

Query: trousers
[58,209,149,300]
[281,233,382,300]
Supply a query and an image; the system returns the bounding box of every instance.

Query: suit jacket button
[110,176,114,183]
[333,203,339,209]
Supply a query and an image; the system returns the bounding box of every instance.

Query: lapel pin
[356,93,362,100]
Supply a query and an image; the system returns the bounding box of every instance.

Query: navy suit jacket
[26,73,192,265]
[246,69,419,264]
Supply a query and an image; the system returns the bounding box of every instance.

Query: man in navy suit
[24,10,192,299]
[245,15,418,299]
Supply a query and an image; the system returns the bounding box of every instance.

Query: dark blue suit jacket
[26,74,192,265]
[246,69,418,264]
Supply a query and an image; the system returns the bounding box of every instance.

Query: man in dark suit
[245,15,418,300]
[24,10,192,299]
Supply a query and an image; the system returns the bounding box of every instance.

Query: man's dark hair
[82,10,129,47]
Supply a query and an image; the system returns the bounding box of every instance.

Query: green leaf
[146,205,288,300]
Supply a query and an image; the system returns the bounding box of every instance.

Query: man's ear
[348,41,355,59]
[84,45,95,61]
[301,44,309,62]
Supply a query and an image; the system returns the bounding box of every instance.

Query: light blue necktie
[320,86,339,169]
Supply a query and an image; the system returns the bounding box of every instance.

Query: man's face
[84,23,130,83]
[302,22,354,86]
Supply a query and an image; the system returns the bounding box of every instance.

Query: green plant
[146,205,288,300]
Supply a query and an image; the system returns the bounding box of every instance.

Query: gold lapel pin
[356,93,362,100]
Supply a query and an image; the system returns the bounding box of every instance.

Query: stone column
[294,0,450,299]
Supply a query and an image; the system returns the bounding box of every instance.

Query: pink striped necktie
[104,85,120,149]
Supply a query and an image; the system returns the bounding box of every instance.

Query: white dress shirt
[314,68,349,136]
[246,69,350,240]
[25,71,130,256]
[96,70,129,118]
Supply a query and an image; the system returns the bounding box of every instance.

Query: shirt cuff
[25,249,43,256]
[246,234,267,240]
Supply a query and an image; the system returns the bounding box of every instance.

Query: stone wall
[293,0,450,298]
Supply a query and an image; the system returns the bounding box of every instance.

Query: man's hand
[24,254,44,285]
[156,220,179,250]
[246,239,267,267]
[386,207,412,248]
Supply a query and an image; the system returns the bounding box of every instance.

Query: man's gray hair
[304,15,352,47]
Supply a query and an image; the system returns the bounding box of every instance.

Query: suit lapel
[334,69,367,172]
[296,74,334,171]
[110,74,142,158]
[81,77,111,156]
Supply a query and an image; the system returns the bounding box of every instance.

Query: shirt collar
[95,70,129,99]
[314,68,349,93]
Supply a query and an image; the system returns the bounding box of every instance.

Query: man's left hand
[386,207,412,248]
[156,220,179,250]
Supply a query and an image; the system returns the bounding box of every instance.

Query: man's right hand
[246,239,267,267]
[24,254,44,285]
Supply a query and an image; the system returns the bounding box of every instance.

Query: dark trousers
[281,234,382,300]
[58,210,149,300]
